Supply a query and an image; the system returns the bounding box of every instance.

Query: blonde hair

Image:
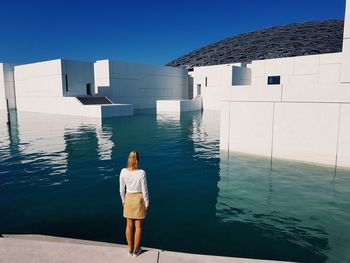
[127,151,139,170]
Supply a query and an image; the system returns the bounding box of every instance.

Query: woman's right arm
[119,170,126,205]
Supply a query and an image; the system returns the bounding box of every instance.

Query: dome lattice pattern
[167,20,344,68]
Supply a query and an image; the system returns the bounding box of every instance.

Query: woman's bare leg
[126,218,134,252]
[133,219,143,252]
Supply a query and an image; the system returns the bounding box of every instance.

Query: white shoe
[127,250,132,256]
[132,246,142,257]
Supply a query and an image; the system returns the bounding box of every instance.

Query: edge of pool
[0,234,294,263]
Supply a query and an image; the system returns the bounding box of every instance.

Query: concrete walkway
[0,235,292,263]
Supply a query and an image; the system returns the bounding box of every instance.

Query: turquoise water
[1,110,350,262]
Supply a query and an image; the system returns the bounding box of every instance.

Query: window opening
[65,74,69,92]
[267,76,281,85]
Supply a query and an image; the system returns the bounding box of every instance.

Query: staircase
[76,96,112,105]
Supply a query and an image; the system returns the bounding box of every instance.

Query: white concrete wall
[13,59,131,118]
[157,100,181,112]
[16,95,101,117]
[94,60,110,93]
[95,60,188,109]
[220,102,274,157]
[0,63,16,110]
[4,64,17,109]
[337,104,350,167]
[190,63,233,110]
[220,101,350,168]
[273,103,339,166]
[0,64,6,110]
[15,59,66,114]
[13,59,116,117]
[15,59,94,101]
[156,96,202,113]
[282,54,350,102]
[15,59,63,100]
[212,23,350,168]
[219,102,230,151]
[209,3,350,168]
[62,60,95,96]
[232,65,251,85]
[191,52,350,110]
[14,94,131,118]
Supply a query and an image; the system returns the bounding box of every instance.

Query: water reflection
[0,110,19,157]
[217,152,350,262]
[191,110,220,160]
[150,111,221,253]
[157,110,220,160]
[0,110,20,186]
[0,111,11,161]
[1,109,350,262]
[96,126,114,161]
[0,111,115,187]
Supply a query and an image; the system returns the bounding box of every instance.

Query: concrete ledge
[0,237,158,263]
[100,103,134,117]
[0,234,293,263]
[160,250,292,263]
[157,96,202,113]
[1,234,126,248]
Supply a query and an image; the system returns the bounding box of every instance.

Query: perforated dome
[167,20,344,68]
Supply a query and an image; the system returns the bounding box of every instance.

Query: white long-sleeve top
[119,168,149,208]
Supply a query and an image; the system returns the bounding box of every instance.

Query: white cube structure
[1,59,188,118]
[216,51,350,168]
[156,96,202,113]
[217,0,350,168]
[15,59,94,101]
[14,59,133,118]
[94,60,188,109]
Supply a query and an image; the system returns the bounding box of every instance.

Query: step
[76,96,112,105]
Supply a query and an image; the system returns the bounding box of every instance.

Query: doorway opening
[197,84,202,96]
[86,83,92,96]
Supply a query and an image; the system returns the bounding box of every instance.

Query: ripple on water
[0,110,350,262]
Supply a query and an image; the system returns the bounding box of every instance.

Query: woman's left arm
[141,171,149,208]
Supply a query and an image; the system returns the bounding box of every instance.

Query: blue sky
[0,0,346,65]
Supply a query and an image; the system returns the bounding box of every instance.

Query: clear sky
[0,0,346,65]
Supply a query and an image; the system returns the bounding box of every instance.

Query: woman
[119,151,149,257]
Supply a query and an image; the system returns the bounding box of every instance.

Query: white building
[188,0,350,168]
[1,0,349,168]
[13,59,134,118]
[0,59,189,118]
[94,59,188,109]
[0,63,16,111]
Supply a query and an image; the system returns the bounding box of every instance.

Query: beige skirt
[123,192,146,219]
